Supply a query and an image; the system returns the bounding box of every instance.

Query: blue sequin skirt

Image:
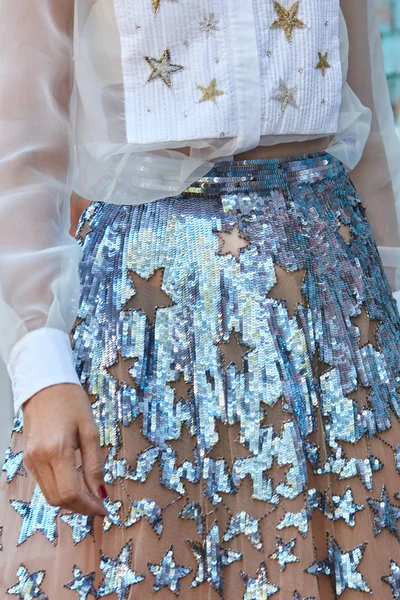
[2,152,400,599]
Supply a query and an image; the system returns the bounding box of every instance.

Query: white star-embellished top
[1,0,400,418]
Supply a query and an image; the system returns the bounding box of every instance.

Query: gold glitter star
[271,1,306,42]
[272,79,299,113]
[217,223,250,260]
[151,0,179,15]
[197,78,225,104]
[145,48,184,87]
[315,51,331,76]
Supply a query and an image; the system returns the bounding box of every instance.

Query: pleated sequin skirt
[2,152,400,600]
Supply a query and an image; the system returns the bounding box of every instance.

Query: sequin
[64,566,97,599]
[268,535,299,571]
[10,484,59,546]
[148,546,192,594]
[367,484,400,541]
[1,448,25,483]
[124,498,163,535]
[97,540,145,599]
[6,564,47,599]
[223,511,263,550]
[331,486,364,526]
[382,561,400,599]
[241,562,279,598]
[59,513,95,545]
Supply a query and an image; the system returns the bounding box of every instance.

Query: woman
[1,0,400,598]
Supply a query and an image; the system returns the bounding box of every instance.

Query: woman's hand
[22,383,108,517]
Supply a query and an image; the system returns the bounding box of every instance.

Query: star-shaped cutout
[267,263,307,318]
[64,566,97,600]
[169,424,198,467]
[241,562,279,599]
[271,1,306,42]
[216,328,253,373]
[197,78,225,104]
[208,420,252,460]
[77,220,93,243]
[148,545,192,595]
[338,219,352,244]
[144,48,184,87]
[122,267,175,326]
[367,484,400,541]
[168,372,193,404]
[102,498,123,532]
[7,564,48,599]
[217,223,250,260]
[105,351,139,390]
[187,523,242,597]
[268,535,299,571]
[60,512,95,545]
[331,486,364,527]
[11,484,59,546]
[348,383,373,412]
[351,304,381,351]
[312,343,333,379]
[2,447,26,483]
[272,79,299,113]
[223,511,263,550]
[382,560,400,599]
[98,539,145,599]
[315,51,331,76]
[199,13,220,36]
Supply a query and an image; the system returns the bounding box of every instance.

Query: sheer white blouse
[1,0,400,417]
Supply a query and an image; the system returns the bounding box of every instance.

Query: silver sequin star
[124,498,163,535]
[148,545,192,595]
[271,79,299,112]
[187,523,242,597]
[64,566,97,600]
[7,564,47,599]
[331,486,364,527]
[382,560,400,599]
[144,49,184,87]
[292,592,316,600]
[268,535,299,571]
[223,511,263,550]
[60,512,95,545]
[97,539,145,600]
[102,498,123,532]
[11,484,59,546]
[179,501,206,537]
[199,13,220,36]
[367,484,400,541]
[241,562,279,599]
[2,447,25,483]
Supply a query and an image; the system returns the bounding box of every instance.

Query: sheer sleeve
[0,0,84,416]
[341,0,400,303]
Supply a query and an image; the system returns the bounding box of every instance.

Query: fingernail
[97,485,107,500]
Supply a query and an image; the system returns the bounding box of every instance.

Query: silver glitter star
[223,511,263,550]
[7,564,48,599]
[268,535,299,571]
[11,484,59,546]
[241,562,279,599]
[199,13,220,36]
[148,545,192,595]
[97,539,145,599]
[277,508,309,538]
[367,484,400,541]
[271,79,299,112]
[144,48,184,87]
[331,486,363,527]
[64,566,97,599]
[187,523,242,597]
[124,498,163,535]
[2,447,26,483]
[102,498,123,532]
[60,512,95,545]
[382,560,400,599]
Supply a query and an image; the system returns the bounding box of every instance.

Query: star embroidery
[187,523,242,597]
[271,1,306,42]
[268,535,299,571]
[382,560,400,599]
[241,562,279,599]
[272,79,299,112]
[148,545,192,595]
[217,223,250,260]
[315,51,331,76]
[2,447,26,483]
[197,78,225,104]
[348,383,373,412]
[64,566,97,600]
[60,512,95,545]
[331,486,364,527]
[168,372,193,404]
[223,511,263,550]
[145,49,184,87]
[267,263,307,318]
[105,351,139,390]
[102,498,123,532]
[338,219,352,244]
[77,219,93,243]
[7,564,48,600]
[367,484,400,541]
[98,539,145,600]
[151,0,179,15]
[124,498,163,536]
[11,484,59,546]
[216,328,253,373]
[199,13,220,36]
[122,267,175,326]
[351,304,381,351]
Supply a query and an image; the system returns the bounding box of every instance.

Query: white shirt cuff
[7,327,82,416]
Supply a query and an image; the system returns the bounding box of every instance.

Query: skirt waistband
[181,151,345,195]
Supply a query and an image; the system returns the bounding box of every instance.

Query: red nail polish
[98,485,107,500]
